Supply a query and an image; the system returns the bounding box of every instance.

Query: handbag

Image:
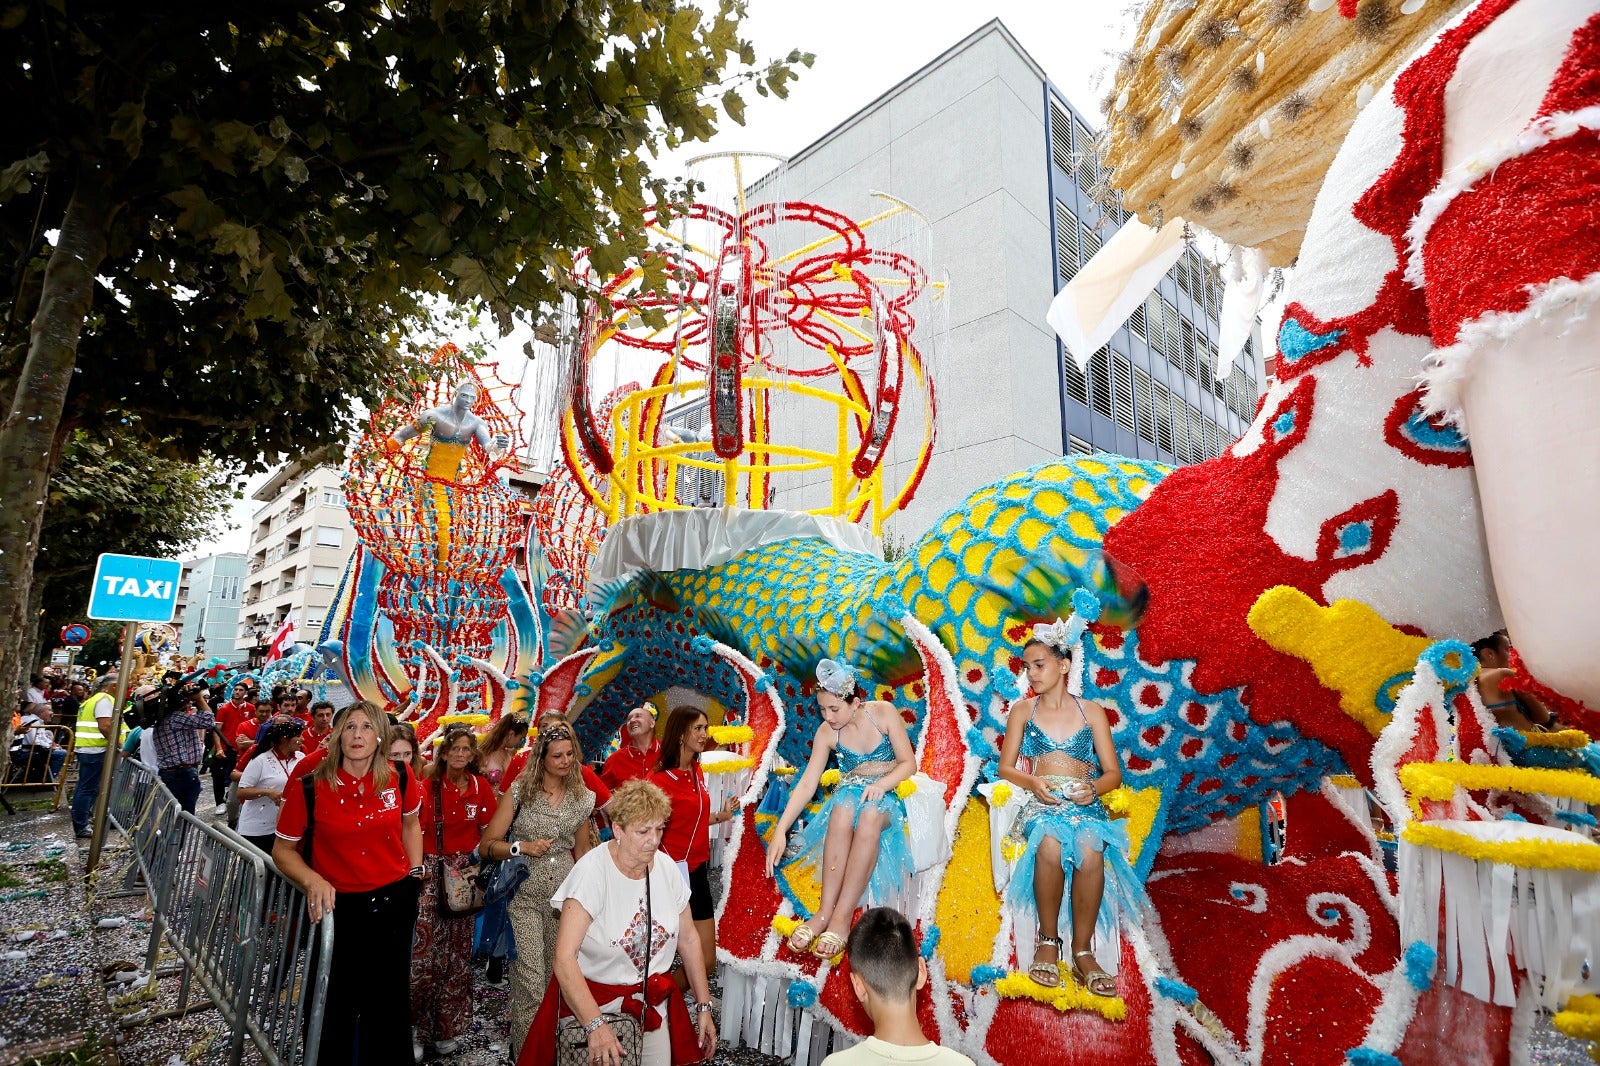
[554,858,651,1066]
[434,776,485,918]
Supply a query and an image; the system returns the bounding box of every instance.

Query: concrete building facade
[173,553,247,658]
[759,21,1265,538]
[236,458,353,658]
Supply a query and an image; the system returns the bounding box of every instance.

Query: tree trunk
[0,161,110,778]
[22,578,46,680]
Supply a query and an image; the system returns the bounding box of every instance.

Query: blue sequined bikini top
[834,713,895,774]
[1019,697,1100,770]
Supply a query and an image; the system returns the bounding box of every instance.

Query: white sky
[193,1,1134,558]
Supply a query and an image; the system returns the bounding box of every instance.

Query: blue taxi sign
[87,553,183,623]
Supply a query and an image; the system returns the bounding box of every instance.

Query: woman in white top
[516,779,717,1066]
[235,716,306,855]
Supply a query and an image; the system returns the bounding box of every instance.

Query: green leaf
[722,89,745,126]
[108,100,146,160]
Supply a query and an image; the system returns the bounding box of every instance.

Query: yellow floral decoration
[933,798,1003,983]
[703,757,755,775]
[709,724,755,746]
[438,713,490,728]
[1399,762,1600,807]
[820,769,841,788]
[1401,822,1600,873]
[994,971,1127,1021]
[1552,994,1600,1064]
[990,782,1013,807]
[895,779,917,799]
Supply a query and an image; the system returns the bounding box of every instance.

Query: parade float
[513,0,1600,1062]
[303,0,1599,1060]
[318,343,543,737]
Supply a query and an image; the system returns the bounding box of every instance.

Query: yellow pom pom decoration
[820,769,841,788]
[703,757,755,775]
[994,971,1126,1021]
[1102,786,1133,814]
[709,725,755,745]
[438,713,490,728]
[771,913,801,938]
[895,779,918,799]
[990,783,1013,807]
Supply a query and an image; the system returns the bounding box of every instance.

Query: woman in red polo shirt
[599,701,660,791]
[410,724,493,1060]
[650,707,738,985]
[274,701,423,1066]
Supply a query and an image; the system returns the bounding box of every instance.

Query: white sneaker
[413,1040,424,1064]
[434,1038,459,1055]
[214,804,227,816]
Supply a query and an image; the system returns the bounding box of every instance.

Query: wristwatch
[583,1016,606,1035]
[508,841,522,858]
[694,1002,713,1014]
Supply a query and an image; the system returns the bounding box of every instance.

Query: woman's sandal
[1072,950,1117,997]
[1028,935,1063,988]
[812,931,847,961]
[787,922,818,954]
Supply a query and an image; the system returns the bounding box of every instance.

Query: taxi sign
[88,553,183,623]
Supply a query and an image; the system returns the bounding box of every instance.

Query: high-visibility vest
[75,692,113,751]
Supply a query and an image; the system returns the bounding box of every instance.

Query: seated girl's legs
[1070,836,1107,978]
[1032,834,1065,970]
[814,801,858,930]
[822,806,887,938]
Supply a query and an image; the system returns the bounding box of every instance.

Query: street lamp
[194,635,207,657]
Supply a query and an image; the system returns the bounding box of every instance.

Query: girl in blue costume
[766,659,917,960]
[998,617,1145,995]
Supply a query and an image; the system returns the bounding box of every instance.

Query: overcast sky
[193,1,1129,558]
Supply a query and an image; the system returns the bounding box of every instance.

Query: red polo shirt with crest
[276,762,420,892]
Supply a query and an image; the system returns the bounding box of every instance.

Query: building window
[1055,202,1080,283]
[315,525,343,548]
[1128,301,1146,338]
[1153,383,1174,454]
[1170,393,1191,464]
[1074,118,1098,191]
[1111,350,1136,433]
[1078,222,1101,266]
[1063,349,1090,407]
[1134,369,1156,444]
[307,617,324,632]
[1049,102,1074,173]
[1145,293,1165,350]
[322,489,345,508]
[1067,435,1094,456]
[1088,349,1114,422]
[312,565,340,587]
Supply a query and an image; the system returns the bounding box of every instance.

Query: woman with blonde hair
[480,720,595,1050]
[275,701,423,1065]
[520,779,717,1066]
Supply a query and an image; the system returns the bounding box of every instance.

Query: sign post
[84,553,182,872]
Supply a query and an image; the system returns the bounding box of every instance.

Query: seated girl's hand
[862,782,888,804]
[765,830,787,877]
[1068,780,1095,805]
[1031,781,1062,805]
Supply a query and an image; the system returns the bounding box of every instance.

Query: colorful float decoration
[557,152,946,534]
[326,344,541,738]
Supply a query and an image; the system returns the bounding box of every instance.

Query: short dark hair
[846,907,919,1002]
[310,700,334,713]
[1022,638,1070,662]
[1471,632,1509,658]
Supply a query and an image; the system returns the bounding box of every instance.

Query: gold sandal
[812,930,847,961]
[1028,935,1063,988]
[1072,950,1116,996]
[787,922,818,954]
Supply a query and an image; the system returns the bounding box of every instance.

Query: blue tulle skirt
[1004,780,1146,947]
[778,777,915,919]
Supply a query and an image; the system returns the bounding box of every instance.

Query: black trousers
[211,746,238,806]
[314,876,420,1066]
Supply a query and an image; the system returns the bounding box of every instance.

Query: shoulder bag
[555,855,650,1066]
[435,775,486,918]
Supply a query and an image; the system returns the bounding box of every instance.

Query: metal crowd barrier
[106,758,332,1066]
[2,722,74,809]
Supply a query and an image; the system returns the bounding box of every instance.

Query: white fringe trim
[1405,106,1600,289]
[1419,270,1600,428]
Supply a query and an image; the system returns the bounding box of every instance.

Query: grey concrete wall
[763,25,1060,541]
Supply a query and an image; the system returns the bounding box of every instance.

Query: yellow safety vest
[75,692,114,751]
